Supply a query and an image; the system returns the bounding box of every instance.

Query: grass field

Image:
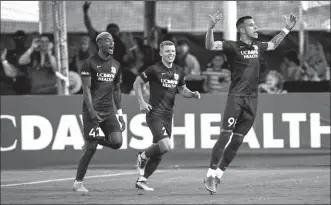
[1,167,330,204]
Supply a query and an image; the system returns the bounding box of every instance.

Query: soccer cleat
[204,176,217,194]
[72,180,89,193]
[136,151,147,176]
[135,178,154,191]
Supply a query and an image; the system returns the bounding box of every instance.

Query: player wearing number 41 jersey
[133,40,200,191]
[203,12,297,194]
[72,32,126,193]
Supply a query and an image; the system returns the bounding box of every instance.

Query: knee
[108,133,123,150]
[158,138,171,154]
[112,141,122,149]
[230,135,244,147]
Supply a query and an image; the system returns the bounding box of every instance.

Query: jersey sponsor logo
[97,65,102,68]
[97,72,116,81]
[81,71,90,76]
[240,49,259,59]
[161,78,178,88]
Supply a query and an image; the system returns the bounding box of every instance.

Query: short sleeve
[178,70,186,87]
[257,41,268,52]
[80,59,92,78]
[222,41,234,53]
[140,66,153,82]
[114,66,121,84]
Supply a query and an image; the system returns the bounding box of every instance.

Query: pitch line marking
[1,171,164,187]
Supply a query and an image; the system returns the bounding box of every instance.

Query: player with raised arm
[72,32,126,193]
[133,40,201,191]
[203,11,297,194]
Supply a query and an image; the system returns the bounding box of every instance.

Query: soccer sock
[206,168,216,177]
[143,156,162,179]
[144,144,162,158]
[75,141,97,181]
[219,135,244,171]
[209,131,232,169]
[216,168,224,179]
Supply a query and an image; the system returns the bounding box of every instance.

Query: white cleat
[135,177,154,191]
[73,180,89,193]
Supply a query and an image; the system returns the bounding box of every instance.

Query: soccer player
[72,32,126,193]
[203,12,297,194]
[133,40,201,191]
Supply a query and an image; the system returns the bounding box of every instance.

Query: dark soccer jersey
[140,61,186,116]
[80,54,121,115]
[222,40,268,96]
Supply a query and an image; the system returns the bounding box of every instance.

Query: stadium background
[0,1,331,204]
[0,0,330,168]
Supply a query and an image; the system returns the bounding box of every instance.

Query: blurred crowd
[1,2,330,96]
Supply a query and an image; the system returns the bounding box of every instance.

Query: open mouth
[168,56,174,60]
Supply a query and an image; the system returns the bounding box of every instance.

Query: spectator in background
[70,35,92,74]
[305,40,329,80]
[203,54,231,93]
[1,30,30,95]
[175,39,201,77]
[83,1,127,67]
[258,70,287,94]
[280,50,303,81]
[19,35,68,95]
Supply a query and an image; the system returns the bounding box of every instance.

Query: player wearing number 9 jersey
[203,12,297,194]
[72,32,126,193]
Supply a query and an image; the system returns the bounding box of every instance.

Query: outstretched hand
[83,1,91,13]
[208,11,222,29]
[284,13,297,30]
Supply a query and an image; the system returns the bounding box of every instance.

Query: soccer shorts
[82,111,121,140]
[221,95,258,137]
[146,114,172,143]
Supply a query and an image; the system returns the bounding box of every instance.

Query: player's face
[100,37,114,55]
[243,19,258,39]
[160,45,176,63]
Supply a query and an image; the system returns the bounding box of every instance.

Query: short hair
[236,16,253,30]
[96,32,112,43]
[106,23,119,31]
[177,39,189,46]
[160,40,175,49]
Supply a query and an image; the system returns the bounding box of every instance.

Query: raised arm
[83,1,98,39]
[206,11,223,51]
[18,38,39,65]
[266,14,297,51]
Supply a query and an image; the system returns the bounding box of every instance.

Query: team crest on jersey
[111,66,116,74]
[174,73,179,80]
[253,45,258,50]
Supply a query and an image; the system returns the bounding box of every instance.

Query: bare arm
[18,48,34,65]
[83,3,98,39]
[113,82,122,110]
[206,11,223,50]
[1,60,18,78]
[205,29,223,51]
[266,14,297,51]
[266,30,289,51]
[133,76,147,104]
[82,77,95,113]
[177,85,194,98]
